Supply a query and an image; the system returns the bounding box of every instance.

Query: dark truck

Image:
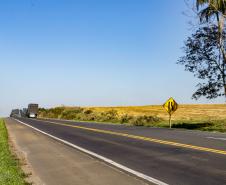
[27,104,38,118]
[10,109,20,117]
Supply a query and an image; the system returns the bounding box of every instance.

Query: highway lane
[38,118,226,151]
[13,117,226,185]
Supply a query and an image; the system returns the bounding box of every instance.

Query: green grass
[0,119,27,185]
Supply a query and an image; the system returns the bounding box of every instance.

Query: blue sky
[0,0,224,116]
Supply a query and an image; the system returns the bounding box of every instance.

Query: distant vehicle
[22,108,28,117]
[27,104,38,118]
[10,109,20,117]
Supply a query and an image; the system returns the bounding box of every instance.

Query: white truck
[27,104,38,118]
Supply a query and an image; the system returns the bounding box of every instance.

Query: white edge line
[207,137,226,141]
[13,118,168,185]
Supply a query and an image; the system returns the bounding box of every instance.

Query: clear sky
[0,0,224,116]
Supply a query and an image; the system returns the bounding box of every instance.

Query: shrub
[38,108,46,112]
[129,116,144,126]
[99,110,119,122]
[50,107,65,115]
[47,107,65,118]
[129,115,161,126]
[38,108,47,117]
[79,113,97,121]
[83,109,93,114]
[61,110,78,120]
[84,114,96,121]
[120,114,133,124]
[59,107,83,119]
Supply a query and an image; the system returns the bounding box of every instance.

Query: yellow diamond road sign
[163,97,178,115]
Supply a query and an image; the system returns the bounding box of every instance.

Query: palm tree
[196,0,226,45]
[196,0,226,97]
[196,0,226,22]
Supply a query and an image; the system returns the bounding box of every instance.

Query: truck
[10,109,20,117]
[27,104,38,118]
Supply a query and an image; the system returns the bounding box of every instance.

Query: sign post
[163,97,178,128]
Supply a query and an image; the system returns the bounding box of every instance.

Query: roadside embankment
[0,119,26,185]
[38,104,226,132]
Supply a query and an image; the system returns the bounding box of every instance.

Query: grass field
[87,104,226,121]
[0,119,26,185]
[39,104,226,132]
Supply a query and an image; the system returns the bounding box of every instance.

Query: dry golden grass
[84,104,226,121]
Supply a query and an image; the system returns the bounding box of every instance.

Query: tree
[178,25,226,99]
[178,0,226,99]
[196,0,226,23]
[196,0,226,97]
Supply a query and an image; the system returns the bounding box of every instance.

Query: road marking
[207,137,226,141]
[31,118,226,156]
[14,118,168,185]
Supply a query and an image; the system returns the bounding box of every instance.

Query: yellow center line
[40,119,226,155]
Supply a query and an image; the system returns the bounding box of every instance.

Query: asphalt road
[6,118,146,185]
[12,117,226,185]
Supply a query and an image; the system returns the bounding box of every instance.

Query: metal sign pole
[169,114,172,128]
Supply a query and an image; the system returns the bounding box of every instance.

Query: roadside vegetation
[0,119,27,185]
[38,107,163,127]
[38,104,226,132]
